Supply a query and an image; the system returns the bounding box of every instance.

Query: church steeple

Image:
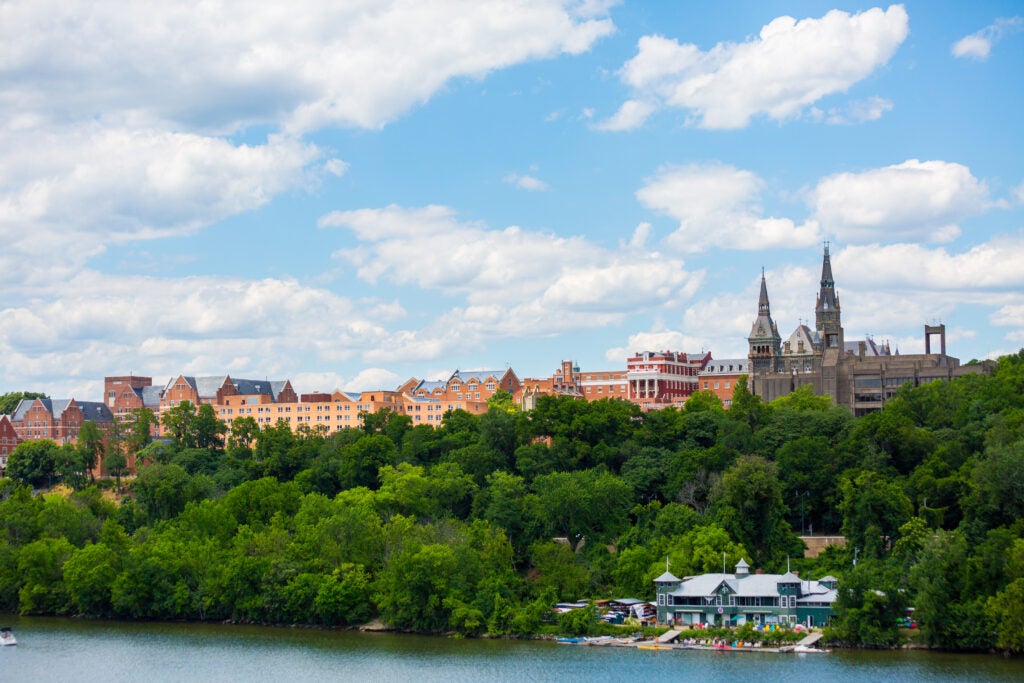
[814,243,844,350]
[749,269,782,373]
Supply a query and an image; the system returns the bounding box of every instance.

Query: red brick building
[11,397,114,445]
[698,358,750,407]
[0,415,20,474]
[625,350,711,410]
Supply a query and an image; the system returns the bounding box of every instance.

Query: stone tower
[748,270,782,374]
[814,243,844,350]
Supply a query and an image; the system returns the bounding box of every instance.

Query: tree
[533,469,633,543]
[126,408,157,453]
[838,470,912,560]
[711,455,800,568]
[103,450,128,491]
[0,392,47,416]
[7,440,59,489]
[76,420,106,482]
[161,401,198,448]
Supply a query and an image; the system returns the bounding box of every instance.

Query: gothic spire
[758,267,771,315]
[817,242,838,310]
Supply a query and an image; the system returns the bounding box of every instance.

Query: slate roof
[700,359,748,376]
[667,570,836,601]
[12,398,112,422]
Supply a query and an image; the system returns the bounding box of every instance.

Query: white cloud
[593,99,655,131]
[341,368,402,392]
[636,162,820,252]
[0,125,318,289]
[318,204,703,361]
[0,270,406,396]
[835,238,1024,291]
[0,1,614,134]
[952,17,1023,60]
[603,5,908,130]
[324,158,350,177]
[504,172,550,191]
[811,160,990,244]
[605,330,711,363]
[825,96,894,124]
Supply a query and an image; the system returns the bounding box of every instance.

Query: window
[658,593,665,606]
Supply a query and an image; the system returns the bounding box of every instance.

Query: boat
[637,642,671,651]
[792,644,829,654]
[0,627,16,646]
[556,637,587,644]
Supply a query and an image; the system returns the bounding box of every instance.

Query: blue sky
[1,1,1022,399]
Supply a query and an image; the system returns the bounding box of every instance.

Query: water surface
[2,616,1022,682]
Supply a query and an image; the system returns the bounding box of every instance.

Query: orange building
[398,368,522,419]
[698,358,750,407]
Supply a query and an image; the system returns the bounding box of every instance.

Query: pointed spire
[758,268,771,315]
[820,241,834,289]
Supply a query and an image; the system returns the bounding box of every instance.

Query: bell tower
[748,270,782,373]
[815,243,844,350]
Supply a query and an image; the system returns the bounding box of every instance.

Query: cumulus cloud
[318,204,703,358]
[636,162,820,252]
[810,160,990,244]
[604,329,711,363]
[952,17,1023,60]
[0,270,406,396]
[0,1,614,134]
[835,238,1024,291]
[0,125,319,288]
[601,5,908,130]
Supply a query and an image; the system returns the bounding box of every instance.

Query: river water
[2,616,1023,682]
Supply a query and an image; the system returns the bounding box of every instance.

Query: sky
[1,1,1023,400]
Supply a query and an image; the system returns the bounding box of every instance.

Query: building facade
[625,350,710,410]
[0,415,20,473]
[699,358,749,407]
[11,398,114,445]
[748,245,990,414]
[655,560,837,629]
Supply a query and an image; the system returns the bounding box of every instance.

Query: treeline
[1,352,1023,652]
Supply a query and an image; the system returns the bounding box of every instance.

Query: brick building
[0,415,20,473]
[699,358,749,407]
[625,350,711,409]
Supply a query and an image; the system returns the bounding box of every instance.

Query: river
[2,616,1023,682]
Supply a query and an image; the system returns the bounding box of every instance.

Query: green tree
[126,407,158,453]
[7,440,59,489]
[76,420,106,482]
[63,542,121,616]
[0,392,47,416]
[161,401,198,448]
[533,469,633,543]
[838,470,913,559]
[17,536,75,614]
[711,455,800,568]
